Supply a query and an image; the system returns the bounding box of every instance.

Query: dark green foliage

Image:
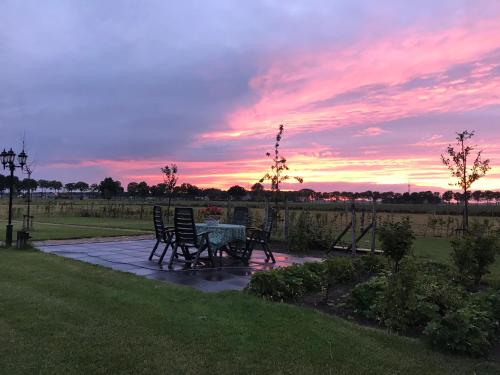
[288,210,328,252]
[350,276,387,320]
[424,300,498,357]
[246,262,326,302]
[451,227,498,286]
[378,218,415,272]
[380,258,418,332]
[356,255,388,274]
[324,256,361,300]
[325,256,360,283]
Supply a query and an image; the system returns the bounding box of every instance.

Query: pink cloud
[200,18,500,140]
[354,127,389,137]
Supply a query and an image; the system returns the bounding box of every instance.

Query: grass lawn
[1,249,499,374]
[0,220,149,241]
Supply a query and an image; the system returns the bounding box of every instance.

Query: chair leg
[158,241,171,265]
[148,239,160,260]
[263,242,275,263]
[168,243,179,269]
[192,248,202,269]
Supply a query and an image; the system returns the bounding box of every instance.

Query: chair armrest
[197,231,212,236]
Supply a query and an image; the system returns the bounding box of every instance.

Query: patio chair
[232,208,276,264]
[248,208,276,263]
[149,205,175,264]
[231,206,249,226]
[169,207,214,269]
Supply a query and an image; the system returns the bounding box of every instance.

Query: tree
[161,164,178,222]
[0,174,7,197]
[90,183,99,198]
[250,183,264,200]
[98,177,123,199]
[137,181,150,198]
[150,183,167,197]
[74,181,89,199]
[51,180,63,195]
[227,185,247,200]
[442,190,454,204]
[65,183,76,197]
[441,130,490,231]
[20,178,38,195]
[127,182,139,197]
[471,190,482,204]
[259,124,303,223]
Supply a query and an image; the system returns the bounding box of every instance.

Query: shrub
[356,255,387,274]
[378,218,415,272]
[424,303,496,356]
[350,276,387,320]
[246,262,325,302]
[380,258,418,332]
[288,210,327,252]
[325,256,360,283]
[451,227,498,286]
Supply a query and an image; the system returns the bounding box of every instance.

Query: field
[1,198,499,239]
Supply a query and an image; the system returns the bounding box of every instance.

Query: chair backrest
[232,206,249,226]
[174,207,198,245]
[153,205,166,241]
[262,208,275,239]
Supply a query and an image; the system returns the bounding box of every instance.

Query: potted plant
[201,205,223,225]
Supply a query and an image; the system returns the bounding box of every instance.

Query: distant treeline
[0,174,499,204]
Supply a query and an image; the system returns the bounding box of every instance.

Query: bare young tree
[161,163,178,223]
[441,130,490,231]
[259,124,303,221]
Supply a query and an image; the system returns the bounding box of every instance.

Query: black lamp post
[1,148,27,247]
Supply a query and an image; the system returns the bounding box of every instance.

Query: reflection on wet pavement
[37,239,320,292]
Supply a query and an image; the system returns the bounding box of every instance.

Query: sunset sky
[1,1,499,192]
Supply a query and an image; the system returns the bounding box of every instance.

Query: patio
[36,238,320,292]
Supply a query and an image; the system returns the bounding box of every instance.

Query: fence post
[351,202,357,256]
[284,197,289,240]
[371,202,376,255]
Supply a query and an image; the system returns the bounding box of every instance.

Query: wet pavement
[36,239,320,292]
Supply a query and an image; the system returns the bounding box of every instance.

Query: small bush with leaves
[350,275,387,320]
[451,226,498,286]
[380,257,418,332]
[325,256,360,283]
[324,256,361,301]
[246,262,325,302]
[288,210,327,252]
[356,255,387,274]
[424,303,496,357]
[378,218,415,272]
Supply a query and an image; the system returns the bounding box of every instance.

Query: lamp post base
[5,224,13,247]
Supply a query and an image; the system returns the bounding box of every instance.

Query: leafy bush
[350,276,387,320]
[378,218,415,272]
[380,258,418,332]
[246,262,325,302]
[325,256,360,284]
[424,289,500,356]
[424,303,496,356]
[288,210,328,252]
[451,227,498,286]
[356,255,387,274]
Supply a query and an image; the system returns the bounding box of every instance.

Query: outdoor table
[195,223,246,261]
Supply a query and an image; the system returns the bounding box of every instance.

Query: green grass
[1,249,498,374]
[0,220,149,241]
